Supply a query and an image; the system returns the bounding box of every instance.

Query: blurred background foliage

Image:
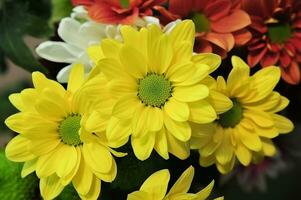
[1,0,301,199]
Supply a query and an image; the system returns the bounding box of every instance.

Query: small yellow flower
[127,166,223,200]
[191,56,294,174]
[5,64,124,200]
[88,20,231,161]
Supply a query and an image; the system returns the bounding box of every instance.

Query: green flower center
[190,13,211,32]
[218,99,243,128]
[137,73,173,108]
[267,23,292,44]
[120,0,129,8]
[59,115,82,146]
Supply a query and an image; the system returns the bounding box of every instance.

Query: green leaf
[0,149,39,200]
[50,0,73,24]
[0,0,51,74]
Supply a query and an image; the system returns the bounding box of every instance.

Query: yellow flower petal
[67,63,85,93]
[85,111,108,133]
[243,109,274,128]
[30,138,61,156]
[120,44,147,78]
[169,20,195,48]
[106,117,131,141]
[131,133,156,161]
[112,94,139,119]
[215,129,234,165]
[5,135,35,162]
[96,58,126,80]
[269,96,289,113]
[131,102,147,137]
[32,72,65,96]
[154,128,169,160]
[166,131,190,160]
[21,159,37,178]
[244,92,281,112]
[35,97,66,120]
[87,44,104,64]
[208,90,233,114]
[164,98,189,122]
[167,166,194,195]
[227,56,250,94]
[40,174,64,200]
[166,62,195,83]
[247,66,281,102]
[147,107,164,131]
[192,53,221,73]
[73,156,93,195]
[237,126,262,152]
[36,144,64,178]
[121,26,147,58]
[173,84,209,102]
[127,191,152,200]
[272,114,294,134]
[8,93,24,111]
[79,176,101,200]
[189,100,217,124]
[261,139,276,156]
[56,145,78,179]
[100,38,122,59]
[199,154,215,167]
[148,34,172,74]
[172,42,193,63]
[196,180,215,199]
[140,169,170,199]
[83,142,113,174]
[235,144,252,166]
[164,114,191,142]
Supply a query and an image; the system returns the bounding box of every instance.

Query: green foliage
[0,0,52,74]
[50,0,73,24]
[56,184,80,200]
[0,149,39,200]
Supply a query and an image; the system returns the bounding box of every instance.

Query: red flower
[72,0,166,24]
[242,0,301,84]
[155,0,251,58]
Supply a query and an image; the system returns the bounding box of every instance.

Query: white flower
[36,6,160,83]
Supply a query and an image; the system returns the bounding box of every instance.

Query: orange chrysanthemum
[242,0,301,85]
[155,0,251,58]
[72,0,166,24]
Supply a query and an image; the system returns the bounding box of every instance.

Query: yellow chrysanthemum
[191,56,294,174]
[127,166,223,200]
[88,20,231,160]
[4,64,125,200]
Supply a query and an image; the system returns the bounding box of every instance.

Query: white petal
[58,17,88,48]
[36,41,81,63]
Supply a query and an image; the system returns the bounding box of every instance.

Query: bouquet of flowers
[0,0,300,199]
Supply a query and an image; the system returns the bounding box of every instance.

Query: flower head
[72,0,166,24]
[88,20,231,161]
[156,0,251,57]
[242,0,301,84]
[36,7,159,83]
[191,56,294,174]
[127,166,223,200]
[4,64,124,199]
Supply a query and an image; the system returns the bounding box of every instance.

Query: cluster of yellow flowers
[4,20,293,199]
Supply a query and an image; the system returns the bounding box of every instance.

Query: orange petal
[205,0,231,21]
[169,0,193,17]
[233,29,252,46]
[205,32,235,51]
[211,10,251,33]
[247,47,268,67]
[281,61,301,85]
